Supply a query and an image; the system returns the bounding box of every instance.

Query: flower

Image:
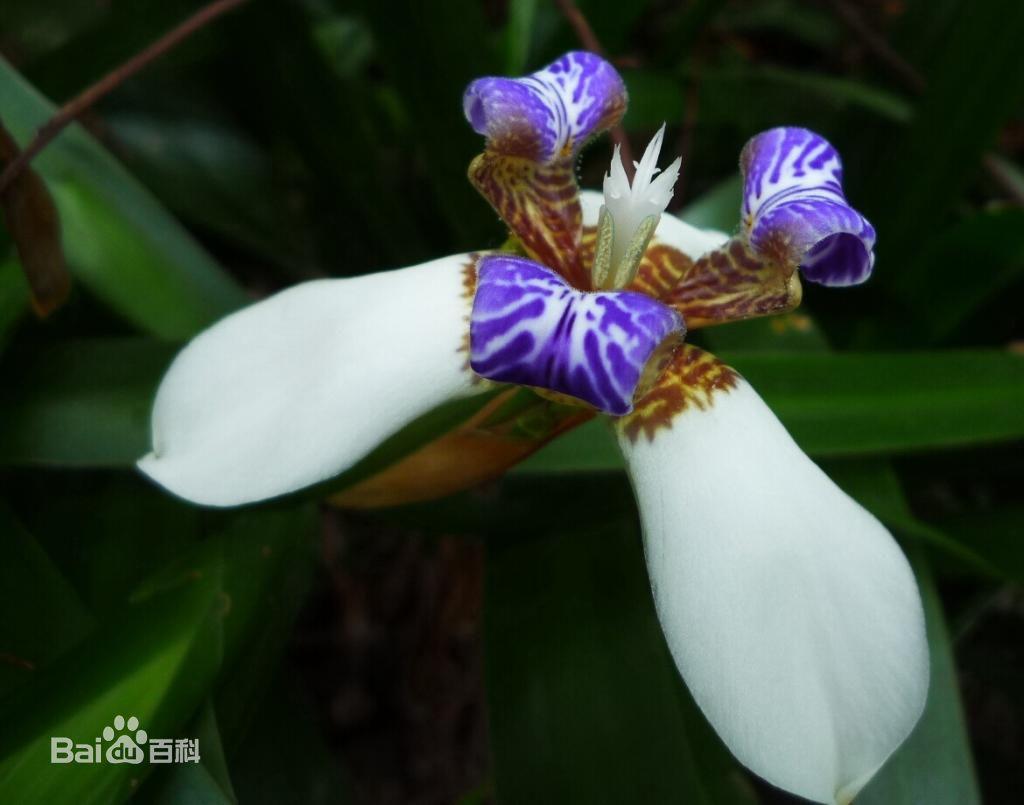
[138,51,927,805]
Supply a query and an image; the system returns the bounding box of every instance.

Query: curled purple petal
[470,254,683,415]
[741,127,876,286]
[463,51,627,164]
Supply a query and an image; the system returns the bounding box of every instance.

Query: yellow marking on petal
[616,345,739,444]
[590,205,616,289]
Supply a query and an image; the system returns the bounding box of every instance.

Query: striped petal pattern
[464,51,627,163]
[470,254,682,415]
[742,127,876,286]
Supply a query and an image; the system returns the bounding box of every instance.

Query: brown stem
[552,0,635,176]
[0,0,249,196]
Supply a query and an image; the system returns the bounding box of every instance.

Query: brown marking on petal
[662,237,802,329]
[462,257,478,300]
[617,344,739,444]
[469,152,589,289]
[579,224,597,271]
[585,223,800,329]
[629,241,696,300]
[458,256,481,377]
[331,389,594,509]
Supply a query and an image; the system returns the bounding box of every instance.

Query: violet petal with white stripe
[470,254,683,415]
[463,51,627,164]
[742,127,876,286]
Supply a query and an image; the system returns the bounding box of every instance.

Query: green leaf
[0,57,247,339]
[0,549,223,804]
[937,505,1024,586]
[0,256,29,350]
[219,0,434,269]
[357,0,497,249]
[149,702,236,805]
[0,473,318,804]
[696,312,831,353]
[0,0,108,60]
[714,0,840,49]
[513,417,620,474]
[228,672,353,805]
[730,350,1024,455]
[310,13,375,80]
[620,70,684,131]
[504,0,538,73]
[106,113,289,265]
[9,340,1021,493]
[692,64,912,125]
[677,174,741,231]
[857,550,981,804]
[9,475,203,619]
[0,502,94,698]
[484,477,757,805]
[859,1,1024,294]
[150,762,234,805]
[894,208,1024,343]
[890,0,962,72]
[566,0,653,55]
[748,65,912,123]
[0,338,175,466]
[519,350,1024,473]
[210,505,318,750]
[0,336,506,480]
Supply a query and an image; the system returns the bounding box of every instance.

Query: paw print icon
[102,715,148,764]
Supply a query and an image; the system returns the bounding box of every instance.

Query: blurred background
[0,0,1022,803]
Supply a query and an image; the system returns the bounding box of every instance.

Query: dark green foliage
[0,1,1022,802]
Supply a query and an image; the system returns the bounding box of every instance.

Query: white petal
[580,189,730,259]
[617,380,929,805]
[139,254,482,507]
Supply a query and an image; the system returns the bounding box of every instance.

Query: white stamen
[602,124,681,271]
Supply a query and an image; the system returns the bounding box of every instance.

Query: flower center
[593,125,681,290]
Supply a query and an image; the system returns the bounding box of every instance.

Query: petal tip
[463,51,626,162]
[619,376,930,805]
[741,126,876,286]
[140,256,482,509]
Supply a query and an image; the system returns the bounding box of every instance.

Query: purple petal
[470,255,682,415]
[463,51,627,164]
[741,127,876,286]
